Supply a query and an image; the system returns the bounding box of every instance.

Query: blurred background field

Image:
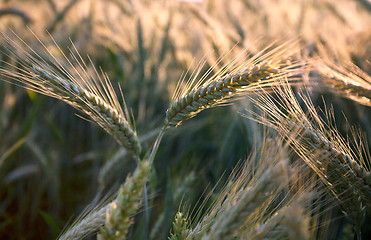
[0,0,370,239]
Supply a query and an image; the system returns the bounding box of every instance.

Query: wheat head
[98,160,151,239]
[164,42,302,129]
[317,61,371,107]
[246,80,371,236]
[0,31,141,159]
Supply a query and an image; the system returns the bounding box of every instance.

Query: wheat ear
[248,201,310,240]
[165,62,279,128]
[247,81,370,237]
[145,42,303,165]
[290,121,371,202]
[59,204,109,240]
[317,61,371,107]
[0,32,141,159]
[169,212,189,240]
[184,135,289,240]
[98,160,151,239]
[32,66,141,158]
[289,121,369,235]
[146,44,302,165]
[202,161,287,240]
[164,41,303,129]
[59,161,151,240]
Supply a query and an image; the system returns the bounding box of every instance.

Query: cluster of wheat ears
[2,0,371,238]
[0,27,370,240]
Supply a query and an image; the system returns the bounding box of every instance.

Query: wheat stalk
[0,31,141,159]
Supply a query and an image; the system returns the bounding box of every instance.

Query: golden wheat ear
[146,41,304,164]
[165,41,304,129]
[0,31,141,160]
[316,60,371,107]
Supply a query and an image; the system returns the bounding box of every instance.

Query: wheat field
[0,0,370,239]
